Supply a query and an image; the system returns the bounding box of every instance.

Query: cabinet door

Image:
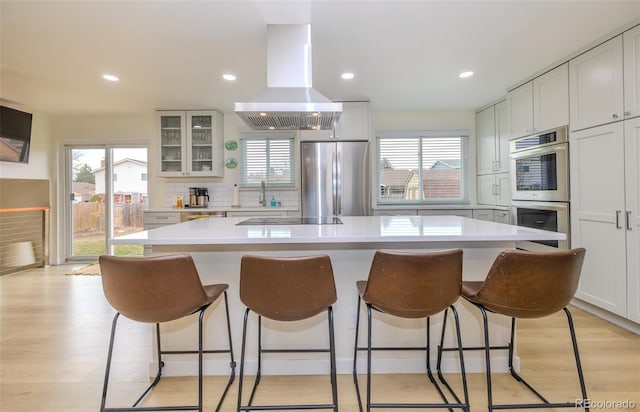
[534,63,569,132]
[472,209,493,221]
[623,25,640,119]
[186,111,223,177]
[493,210,510,224]
[477,174,497,205]
[476,105,497,175]
[495,172,511,207]
[625,117,640,322]
[495,100,510,173]
[333,101,370,140]
[569,36,624,131]
[570,123,627,316]
[158,111,186,176]
[507,81,533,139]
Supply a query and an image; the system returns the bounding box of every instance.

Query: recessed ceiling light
[102,74,120,82]
[341,72,355,80]
[459,71,474,79]
[222,74,236,81]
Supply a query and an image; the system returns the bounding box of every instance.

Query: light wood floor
[1,264,638,411]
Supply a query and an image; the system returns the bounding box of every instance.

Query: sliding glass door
[66,145,147,260]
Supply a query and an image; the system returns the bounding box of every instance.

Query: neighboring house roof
[431,159,461,169]
[92,158,147,173]
[72,182,95,195]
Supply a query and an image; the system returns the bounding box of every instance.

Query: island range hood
[234,24,342,130]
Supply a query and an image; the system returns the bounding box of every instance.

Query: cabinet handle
[615,210,622,229]
[627,211,633,231]
[624,111,631,116]
[612,113,619,119]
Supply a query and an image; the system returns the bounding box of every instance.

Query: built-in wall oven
[511,201,570,251]
[510,126,570,251]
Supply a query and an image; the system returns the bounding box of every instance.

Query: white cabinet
[225,210,291,217]
[477,173,511,207]
[299,101,370,141]
[508,63,569,138]
[477,100,509,175]
[624,118,640,323]
[493,209,510,224]
[142,211,181,255]
[624,25,640,120]
[472,209,493,221]
[418,209,473,218]
[569,36,625,131]
[158,110,224,177]
[372,209,417,216]
[570,119,640,322]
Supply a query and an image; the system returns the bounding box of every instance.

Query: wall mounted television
[0,105,33,163]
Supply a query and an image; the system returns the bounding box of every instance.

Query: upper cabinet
[299,101,370,141]
[476,100,509,175]
[158,110,224,177]
[624,25,640,120]
[569,24,640,132]
[569,36,624,131]
[508,63,569,139]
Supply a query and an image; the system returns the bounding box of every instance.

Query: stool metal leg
[352,295,365,412]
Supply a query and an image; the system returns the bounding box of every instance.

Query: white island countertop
[111,215,564,250]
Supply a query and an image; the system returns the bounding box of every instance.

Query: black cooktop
[236,217,343,226]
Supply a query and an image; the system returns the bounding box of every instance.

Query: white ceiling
[1,1,639,116]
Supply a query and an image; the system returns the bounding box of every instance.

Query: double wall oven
[509,126,570,251]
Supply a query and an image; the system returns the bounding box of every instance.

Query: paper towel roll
[232,184,240,207]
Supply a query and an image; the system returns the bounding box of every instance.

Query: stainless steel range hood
[234,24,342,130]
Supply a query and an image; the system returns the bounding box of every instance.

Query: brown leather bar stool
[237,254,338,412]
[98,254,235,412]
[352,249,469,412]
[439,248,588,412]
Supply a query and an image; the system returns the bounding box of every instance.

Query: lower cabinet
[418,209,473,218]
[570,119,640,323]
[225,210,292,218]
[493,210,511,224]
[142,212,181,255]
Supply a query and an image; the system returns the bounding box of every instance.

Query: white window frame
[376,130,470,205]
[239,132,295,188]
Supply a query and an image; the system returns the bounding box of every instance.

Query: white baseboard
[571,298,640,335]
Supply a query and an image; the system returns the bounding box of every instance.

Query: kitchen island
[110,215,565,377]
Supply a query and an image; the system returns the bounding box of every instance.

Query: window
[377,130,469,204]
[240,133,295,187]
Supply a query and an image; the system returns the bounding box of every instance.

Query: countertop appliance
[301,140,370,217]
[189,187,209,208]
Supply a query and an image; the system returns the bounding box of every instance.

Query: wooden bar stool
[237,254,338,412]
[352,249,469,412]
[439,248,588,411]
[98,254,236,412]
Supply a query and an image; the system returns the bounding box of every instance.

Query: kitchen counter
[110,216,563,378]
[114,215,562,248]
[144,206,300,213]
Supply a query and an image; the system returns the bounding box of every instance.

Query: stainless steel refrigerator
[301,141,370,217]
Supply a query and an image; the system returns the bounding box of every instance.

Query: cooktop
[236,217,343,226]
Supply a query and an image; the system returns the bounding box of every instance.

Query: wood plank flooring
[1,265,638,411]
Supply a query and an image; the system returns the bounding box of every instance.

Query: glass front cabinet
[157,110,224,177]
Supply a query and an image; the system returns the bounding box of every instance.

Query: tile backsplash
[164,182,299,209]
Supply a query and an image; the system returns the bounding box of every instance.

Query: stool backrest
[362,249,463,318]
[475,248,586,318]
[99,254,209,323]
[240,254,337,321]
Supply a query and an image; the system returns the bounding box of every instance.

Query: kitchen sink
[236,217,343,225]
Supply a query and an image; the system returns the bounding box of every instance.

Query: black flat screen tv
[0,105,33,163]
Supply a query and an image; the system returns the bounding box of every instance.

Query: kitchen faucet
[258,180,266,207]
